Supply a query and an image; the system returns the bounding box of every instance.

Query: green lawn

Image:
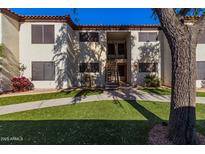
[0,100,204,144]
[141,87,205,97]
[0,89,103,106]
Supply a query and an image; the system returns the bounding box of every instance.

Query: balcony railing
[107,54,127,59]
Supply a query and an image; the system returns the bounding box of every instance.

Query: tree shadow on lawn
[0,98,204,145]
[0,119,159,145]
[0,119,204,145]
[0,100,163,145]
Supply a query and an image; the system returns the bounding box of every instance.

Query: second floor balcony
[107,41,127,59]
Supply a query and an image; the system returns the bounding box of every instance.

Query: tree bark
[155,9,199,144]
[169,33,198,144]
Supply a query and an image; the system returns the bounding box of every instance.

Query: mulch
[148,123,205,145]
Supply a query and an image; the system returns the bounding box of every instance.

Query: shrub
[11,76,34,92]
[144,74,160,87]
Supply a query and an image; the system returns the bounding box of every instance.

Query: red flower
[11,76,34,92]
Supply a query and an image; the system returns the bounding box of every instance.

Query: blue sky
[11,8,159,25]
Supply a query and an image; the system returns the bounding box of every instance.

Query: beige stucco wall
[160,31,172,87]
[160,32,205,88]
[196,44,205,88]
[130,30,161,86]
[75,30,107,87]
[20,23,107,89]
[19,22,72,89]
[0,13,20,91]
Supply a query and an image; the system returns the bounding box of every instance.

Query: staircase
[105,60,119,90]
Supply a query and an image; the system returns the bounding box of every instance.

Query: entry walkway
[0,89,205,116]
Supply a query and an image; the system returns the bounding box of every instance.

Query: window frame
[79,32,99,42]
[79,62,100,73]
[31,25,55,44]
[196,61,205,80]
[139,63,158,73]
[32,61,55,81]
[138,32,158,42]
[90,63,100,73]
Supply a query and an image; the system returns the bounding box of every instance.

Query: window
[197,61,205,80]
[138,32,158,42]
[79,32,99,42]
[79,63,88,73]
[32,25,55,44]
[79,63,99,73]
[90,63,99,72]
[118,43,126,55]
[32,62,55,80]
[139,63,158,72]
[107,43,115,55]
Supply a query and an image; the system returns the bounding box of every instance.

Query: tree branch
[177,8,190,16]
[154,8,186,37]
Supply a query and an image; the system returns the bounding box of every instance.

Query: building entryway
[105,32,130,89]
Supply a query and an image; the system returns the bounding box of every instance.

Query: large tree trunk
[155,9,199,144]
[169,33,198,144]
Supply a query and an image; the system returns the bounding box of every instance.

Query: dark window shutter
[32,62,44,80]
[32,25,43,44]
[44,25,55,44]
[197,61,205,80]
[44,62,55,80]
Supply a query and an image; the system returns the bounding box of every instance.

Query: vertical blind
[79,63,99,73]
[197,61,205,80]
[32,62,55,81]
[138,32,158,42]
[32,25,55,44]
[139,63,158,72]
[79,32,99,42]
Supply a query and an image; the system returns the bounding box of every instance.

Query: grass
[141,87,205,97]
[0,100,204,144]
[0,89,103,106]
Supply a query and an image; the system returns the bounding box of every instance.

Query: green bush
[144,74,160,87]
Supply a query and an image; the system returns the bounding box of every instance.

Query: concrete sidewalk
[0,90,205,116]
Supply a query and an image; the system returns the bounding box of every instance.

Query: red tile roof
[76,24,160,30]
[0,8,76,28]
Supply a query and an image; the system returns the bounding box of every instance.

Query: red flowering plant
[11,76,34,92]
